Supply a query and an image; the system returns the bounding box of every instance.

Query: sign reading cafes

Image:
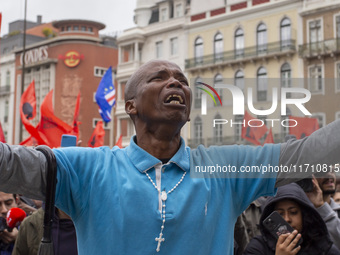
[20,46,49,66]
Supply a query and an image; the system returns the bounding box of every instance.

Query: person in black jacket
[243,183,340,255]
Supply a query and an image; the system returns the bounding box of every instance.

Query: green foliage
[42,27,57,38]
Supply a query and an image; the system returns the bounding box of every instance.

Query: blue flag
[95,67,116,122]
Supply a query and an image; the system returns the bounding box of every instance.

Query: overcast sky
[0,0,137,36]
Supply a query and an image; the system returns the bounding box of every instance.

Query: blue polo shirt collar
[126,135,189,173]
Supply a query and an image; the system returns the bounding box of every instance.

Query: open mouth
[164,94,184,105]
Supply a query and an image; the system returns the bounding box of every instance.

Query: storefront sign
[20,46,49,66]
[58,50,84,68]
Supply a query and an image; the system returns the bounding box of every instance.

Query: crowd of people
[1,59,340,254]
[235,172,340,255]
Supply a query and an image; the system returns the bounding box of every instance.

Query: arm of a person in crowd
[0,143,48,200]
[276,119,340,187]
[306,177,340,249]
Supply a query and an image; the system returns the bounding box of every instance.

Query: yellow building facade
[185,0,305,147]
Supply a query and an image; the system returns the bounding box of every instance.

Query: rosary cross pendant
[155,232,165,252]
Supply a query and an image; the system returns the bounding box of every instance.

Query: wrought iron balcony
[185,40,296,70]
[299,38,340,58]
[0,85,10,96]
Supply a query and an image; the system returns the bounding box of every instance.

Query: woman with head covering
[243,183,340,255]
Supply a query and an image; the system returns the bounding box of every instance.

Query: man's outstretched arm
[276,119,340,187]
[0,143,48,200]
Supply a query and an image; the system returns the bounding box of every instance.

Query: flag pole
[109,69,115,148]
[19,0,28,142]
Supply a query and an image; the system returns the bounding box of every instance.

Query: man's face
[0,192,18,218]
[131,60,192,127]
[317,172,336,195]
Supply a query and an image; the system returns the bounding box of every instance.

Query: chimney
[37,15,42,24]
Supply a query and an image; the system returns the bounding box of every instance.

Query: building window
[281,107,292,140]
[336,111,340,120]
[257,23,267,54]
[235,70,244,91]
[311,113,325,128]
[5,71,10,86]
[67,26,72,31]
[175,3,183,17]
[309,19,321,43]
[156,41,163,59]
[214,33,223,61]
[161,8,168,21]
[235,28,244,58]
[195,37,204,64]
[336,62,340,92]
[93,118,110,129]
[94,67,108,77]
[213,113,223,144]
[214,74,223,107]
[170,37,178,56]
[194,117,203,145]
[194,77,202,109]
[308,65,323,94]
[4,100,9,123]
[336,15,340,38]
[257,67,267,101]
[81,26,86,31]
[73,26,79,31]
[280,18,291,49]
[88,27,93,32]
[281,63,291,98]
[234,115,244,142]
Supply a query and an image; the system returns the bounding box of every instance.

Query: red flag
[289,116,319,139]
[88,121,105,147]
[19,136,38,146]
[0,122,6,143]
[241,111,268,145]
[115,134,123,148]
[20,81,46,144]
[71,92,81,139]
[263,128,274,144]
[20,80,37,122]
[38,90,72,148]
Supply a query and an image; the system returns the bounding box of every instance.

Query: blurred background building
[1,0,340,147]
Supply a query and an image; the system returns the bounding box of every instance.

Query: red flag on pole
[19,81,47,144]
[71,92,81,139]
[38,90,72,148]
[289,116,319,139]
[241,111,268,145]
[0,122,6,143]
[88,121,105,147]
[115,134,123,148]
[263,128,274,144]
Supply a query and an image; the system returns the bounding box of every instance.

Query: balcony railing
[0,85,10,95]
[185,40,296,69]
[299,38,340,58]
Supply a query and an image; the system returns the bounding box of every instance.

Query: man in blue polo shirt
[0,60,340,254]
